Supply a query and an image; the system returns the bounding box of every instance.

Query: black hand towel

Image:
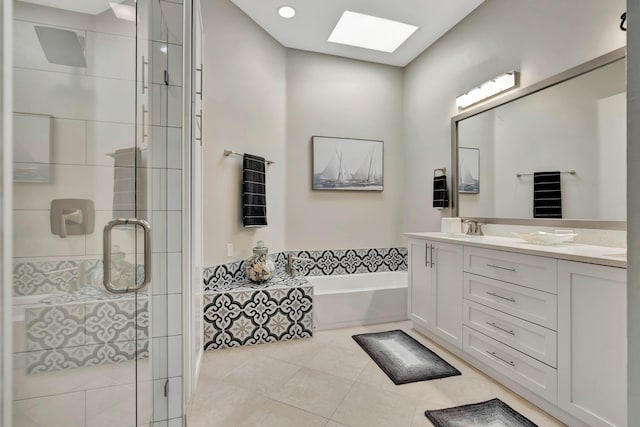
[242,154,267,228]
[533,171,562,218]
[433,175,449,208]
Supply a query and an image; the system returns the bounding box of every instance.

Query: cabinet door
[558,261,627,427]
[408,238,433,330]
[432,241,463,347]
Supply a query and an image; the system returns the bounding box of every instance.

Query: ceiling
[230,0,485,67]
[18,0,123,15]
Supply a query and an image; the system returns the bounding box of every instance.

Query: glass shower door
[10,0,174,425]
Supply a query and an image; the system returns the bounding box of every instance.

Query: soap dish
[511,231,578,245]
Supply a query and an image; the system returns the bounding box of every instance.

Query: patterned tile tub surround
[23,295,148,374]
[203,274,313,350]
[203,247,408,292]
[202,247,407,351]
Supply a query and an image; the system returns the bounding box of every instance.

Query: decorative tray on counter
[511,231,578,245]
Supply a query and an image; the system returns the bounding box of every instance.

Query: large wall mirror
[452,48,626,229]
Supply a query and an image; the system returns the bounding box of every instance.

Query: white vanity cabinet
[462,246,559,403]
[406,232,627,427]
[557,261,627,427]
[407,238,463,348]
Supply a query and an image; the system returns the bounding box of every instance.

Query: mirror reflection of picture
[459,147,479,194]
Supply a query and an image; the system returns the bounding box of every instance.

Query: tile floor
[188,321,565,427]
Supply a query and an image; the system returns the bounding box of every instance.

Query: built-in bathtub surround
[23,295,148,374]
[203,273,313,350]
[202,247,408,291]
[202,247,407,350]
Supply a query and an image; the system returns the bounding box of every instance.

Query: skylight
[328,11,419,53]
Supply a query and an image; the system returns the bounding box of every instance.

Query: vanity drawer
[463,247,557,294]
[464,273,557,330]
[463,326,557,404]
[463,300,557,367]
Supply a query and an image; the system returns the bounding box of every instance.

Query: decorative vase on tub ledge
[245,240,276,283]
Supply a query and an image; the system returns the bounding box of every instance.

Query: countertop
[405,232,627,268]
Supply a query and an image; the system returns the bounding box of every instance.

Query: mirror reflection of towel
[433,175,449,208]
[242,154,267,228]
[533,171,562,218]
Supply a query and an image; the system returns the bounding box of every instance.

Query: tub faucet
[286,253,312,277]
[464,219,484,236]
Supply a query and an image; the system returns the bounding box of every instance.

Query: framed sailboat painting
[312,136,384,191]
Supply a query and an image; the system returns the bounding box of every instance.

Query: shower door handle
[103,218,152,293]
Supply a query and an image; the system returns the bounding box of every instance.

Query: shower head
[34,25,87,68]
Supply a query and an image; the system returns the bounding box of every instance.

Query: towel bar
[516,170,575,178]
[224,149,275,165]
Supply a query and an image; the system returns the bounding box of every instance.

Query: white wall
[202,1,405,264]
[201,0,287,267]
[403,0,626,234]
[285,49,404,250]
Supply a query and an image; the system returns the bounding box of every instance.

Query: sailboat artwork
[458,147,480,194]
[313,136,383,191]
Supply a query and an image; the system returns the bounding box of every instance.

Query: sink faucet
[286,253,313,277]
[464,220,484,236]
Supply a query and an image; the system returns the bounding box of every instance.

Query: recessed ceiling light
[110,2,136,22]
[328,11,418,53]
[278,6,296,19]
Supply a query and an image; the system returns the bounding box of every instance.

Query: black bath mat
[351,329,461,385]
[425,398,538,427]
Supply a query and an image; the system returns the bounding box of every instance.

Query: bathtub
[308,271,408,330]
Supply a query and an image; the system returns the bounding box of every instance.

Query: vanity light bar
[456,71,518,110]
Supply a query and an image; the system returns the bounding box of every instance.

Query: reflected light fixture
[456,71,519,110]
[278,6,296,19]
[328,11,418,53]
[110,2,136,22]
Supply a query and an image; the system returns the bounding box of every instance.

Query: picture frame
[312,136,384,191]
[458,147,480,194]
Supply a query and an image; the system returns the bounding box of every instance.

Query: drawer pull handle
[486,263,516,272]
[487,351,516,367]
[486,321,516,335]
[486,291,516,303]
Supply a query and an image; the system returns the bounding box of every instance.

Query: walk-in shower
[9,0,186,425]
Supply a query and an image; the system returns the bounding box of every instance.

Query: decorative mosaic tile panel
[203,284,313,350]
[25,304,85,351]
[203,247,407,292]
[24,296,149,373]
[85,298,149,344]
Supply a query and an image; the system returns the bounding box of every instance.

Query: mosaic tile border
[13,258,145,297]
[203,285,313,350]
[13,259,102,297]
[203,247,407,292]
